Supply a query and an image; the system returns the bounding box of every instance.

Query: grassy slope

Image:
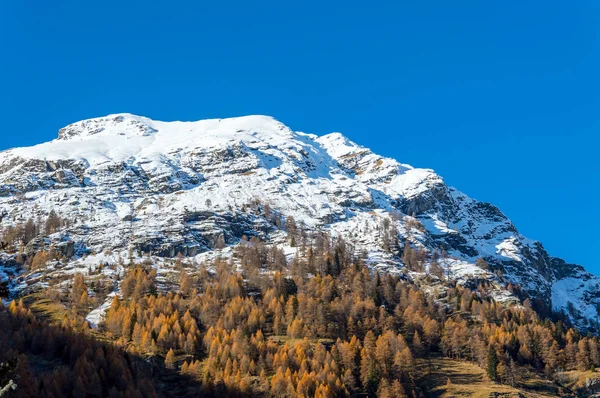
[416,356,563,397]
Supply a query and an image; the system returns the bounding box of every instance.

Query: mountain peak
[56,114,290,142]
[57,113,156,140]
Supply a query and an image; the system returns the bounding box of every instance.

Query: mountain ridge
[0,113,597,330]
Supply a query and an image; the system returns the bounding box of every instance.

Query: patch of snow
[86,292,115,329]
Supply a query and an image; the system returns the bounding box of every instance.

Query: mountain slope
[0,113,597,328]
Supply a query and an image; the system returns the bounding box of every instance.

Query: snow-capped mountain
[0,114,597,328]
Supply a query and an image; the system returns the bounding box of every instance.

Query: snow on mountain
[0,113,598,329]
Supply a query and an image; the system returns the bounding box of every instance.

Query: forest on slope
[1,213,600,397]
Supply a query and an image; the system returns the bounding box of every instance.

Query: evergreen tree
[486,346,499,382]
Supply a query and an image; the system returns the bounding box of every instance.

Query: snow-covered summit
[7,114,311,176]
[57,113,290,141]
[0,114,598,329]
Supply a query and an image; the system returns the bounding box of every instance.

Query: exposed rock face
[56,240,75,258]
[0,113,597,328]
[24,237,46,257]
[24,236,74,259]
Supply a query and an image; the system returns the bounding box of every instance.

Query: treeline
[90,229,600,397]
[0,210,70,271]
[5,208,600,396]
[0,210,66,249]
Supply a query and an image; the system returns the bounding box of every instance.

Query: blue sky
[1,1,598,272]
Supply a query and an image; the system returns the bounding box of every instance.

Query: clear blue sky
[1,1,598,272]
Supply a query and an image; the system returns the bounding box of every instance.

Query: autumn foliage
[2,223,600,397]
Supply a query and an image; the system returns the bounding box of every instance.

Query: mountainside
[0,113,597,329]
